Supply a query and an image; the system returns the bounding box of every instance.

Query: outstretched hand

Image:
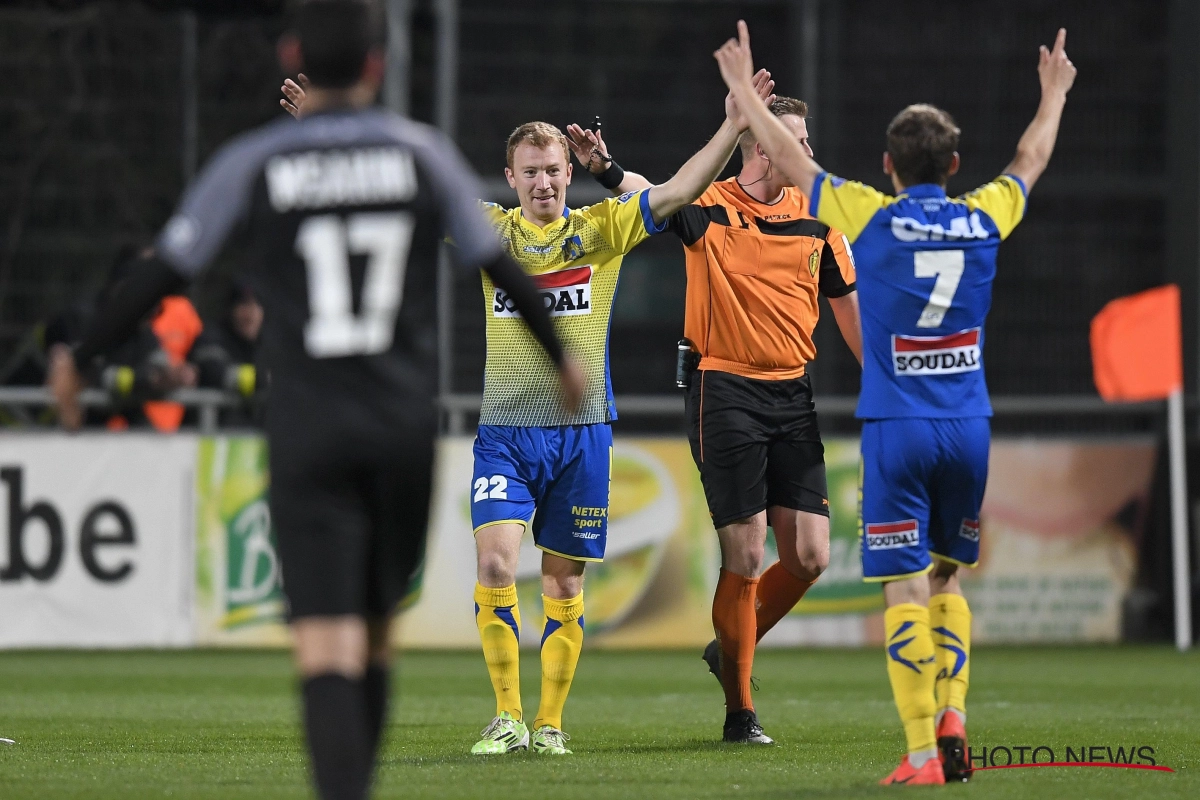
[280,73,310,118]
[1038,28,1076,98]
[565,123,610,175]
[726,68,776,132]
[713,20,756,93]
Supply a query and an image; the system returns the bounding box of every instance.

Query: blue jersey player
[716,21,1076,785]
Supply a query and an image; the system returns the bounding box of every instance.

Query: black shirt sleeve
[818,240,856,298]
[666,204,714,247]
[72,255,187,370]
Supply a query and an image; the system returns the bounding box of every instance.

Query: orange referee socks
[712,569,759,712]
[755,562,815,642]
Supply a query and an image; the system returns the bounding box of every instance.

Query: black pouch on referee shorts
[675,338,700,389]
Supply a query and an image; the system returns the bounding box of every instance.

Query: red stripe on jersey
[892,328,980,352]
[866,520,919,535]
[533,266,592,289]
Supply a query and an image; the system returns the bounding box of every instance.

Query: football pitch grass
[0,647,1196,799]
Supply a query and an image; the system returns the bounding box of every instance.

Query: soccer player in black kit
[48,2,581,799]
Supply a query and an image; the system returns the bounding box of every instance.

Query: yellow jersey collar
[515,205,571,237]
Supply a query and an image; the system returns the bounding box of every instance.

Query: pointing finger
[737,19,750,49]
[1053,27,1066,54]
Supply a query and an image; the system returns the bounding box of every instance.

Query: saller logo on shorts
[866,520,920,550]
[959,518,980,542]
[494,265,592,318]
[892,328,981,376]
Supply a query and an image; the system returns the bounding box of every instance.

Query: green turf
[0,647,1196,798]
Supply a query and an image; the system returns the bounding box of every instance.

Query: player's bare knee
[795,545,829,580]
[882,575,930,607]
[929,560,962,595]
[542,572,584,600]
[365,618,392,666]
[476,542,518,587]
[477,557,516,587]
[292,616,368,678]
[729,536,766,577]
[717,514,768,576]
[541,552,585,599]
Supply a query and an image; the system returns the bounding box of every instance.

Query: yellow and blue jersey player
[716,20,1076,785]
[470,74,778,756]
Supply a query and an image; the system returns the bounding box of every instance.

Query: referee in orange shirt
[569,87,861,744]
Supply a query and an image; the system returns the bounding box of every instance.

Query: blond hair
[506,121,569,168]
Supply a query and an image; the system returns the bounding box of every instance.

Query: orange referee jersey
[667,178,856,380]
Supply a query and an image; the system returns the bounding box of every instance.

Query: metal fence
[1,0,1195,435]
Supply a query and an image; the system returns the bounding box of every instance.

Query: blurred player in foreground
[52,1,577,798]
[567,86,862,744]
[716,20,1075,785]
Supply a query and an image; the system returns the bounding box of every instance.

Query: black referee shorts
[269,428,435,621]
[686,370,829,530]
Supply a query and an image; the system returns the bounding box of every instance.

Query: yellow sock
[533,592,584,731]
[930,592,971,717]
[884,603,938,754]
[474,583,522,720]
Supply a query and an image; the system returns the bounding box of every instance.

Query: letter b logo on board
[0,466,136,584]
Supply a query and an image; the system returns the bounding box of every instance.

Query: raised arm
[643,120,740,223]
[567,69,776,200]
[1003,28,1076,192]
[714,21,824,199]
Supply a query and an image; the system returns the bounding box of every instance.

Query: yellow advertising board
[193,436,1154,648]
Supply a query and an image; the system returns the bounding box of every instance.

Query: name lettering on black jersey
[266,147,418,212]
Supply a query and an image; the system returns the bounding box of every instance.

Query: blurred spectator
[138,294,203,432]
[193,280,265,427]
[0,243,205,430]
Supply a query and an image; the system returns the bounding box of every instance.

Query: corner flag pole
[1167,388,1192,650]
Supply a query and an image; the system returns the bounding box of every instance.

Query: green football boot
[470,711,529,755]
[530,725,572,755]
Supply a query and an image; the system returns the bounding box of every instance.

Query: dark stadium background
[1,0,1197,635]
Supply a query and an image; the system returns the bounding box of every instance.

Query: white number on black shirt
[296,212,416,358]
[914,249,964,328]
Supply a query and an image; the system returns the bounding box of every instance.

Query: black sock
[362,664,390,759]
[302,673,371,800]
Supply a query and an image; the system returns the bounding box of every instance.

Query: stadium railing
[0,387,1172,435]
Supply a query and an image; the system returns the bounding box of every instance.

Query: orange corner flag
[1091,284,1183,402]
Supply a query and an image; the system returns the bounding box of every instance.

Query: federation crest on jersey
[494,266,593,318]
[892,328,981,376]
[807,248,820,277]
[561,235,585,262]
